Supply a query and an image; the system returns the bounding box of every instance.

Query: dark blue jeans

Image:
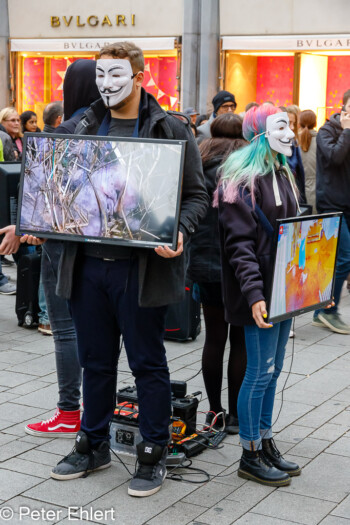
[238,319,292,451]
[317,216,350,316]
[41,241,81,411]
[69,256,171,447]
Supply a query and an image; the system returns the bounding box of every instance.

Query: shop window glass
[22,57,45,112]
[256,56,294,107]
[326,56,350,119]
[143,57,178,110]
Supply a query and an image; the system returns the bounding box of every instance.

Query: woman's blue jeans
[238,319,292,451]
[41,240,81,411]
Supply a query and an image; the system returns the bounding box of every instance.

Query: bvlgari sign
[50,14,136,27]
[221,34,350,51]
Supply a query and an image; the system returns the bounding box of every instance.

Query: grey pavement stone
[280,453,350,502]
[331,494,350,519]
[0,350,38,365]
[320,517,350,525]
[147,502,203,525]
[0,391,19,404]
[0,469,43,500]
[193,499,249,525]
[324,436,350,457]
[332,388,350,403]
[252,490,336,525]
[12,383,58,410]
[5,496,68,523]
[233,514,299,525]
[9,354,56,377]
[311,422,349,441]
[0,439,38,462]
[182,481,236,508]
[0,403,45,423]
[8,380,51,396]
[272,400,315,433]
[0,371,37,388]
[295,400,349,429]
[287,437,331,459]
[225,482,275,505]
[276,424,314,444]
[0,457,51,479]
[18,449,63,467]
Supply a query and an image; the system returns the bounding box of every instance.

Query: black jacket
[188,156,223,283]
[56,90,209,307]
[218,167,297,326]
[316,113,350,216]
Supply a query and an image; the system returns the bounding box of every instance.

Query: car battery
[110,402,141,457]
[172,396,199,436]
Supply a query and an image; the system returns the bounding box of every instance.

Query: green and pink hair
[214,104,292,205]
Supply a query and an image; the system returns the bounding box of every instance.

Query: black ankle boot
[225,414,239,435]
[262,438,301,476]
[205,411,225,431]
[238,448,291,487]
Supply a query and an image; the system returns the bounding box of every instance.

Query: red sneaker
[25,408,81,438]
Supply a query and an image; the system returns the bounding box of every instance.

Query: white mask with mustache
[266,112,294,156]
[96,59,135,108]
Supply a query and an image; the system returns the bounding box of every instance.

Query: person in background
[197,90,237,144]
[188,113,247,434]
[42,102,63,133]
[216,105,302,486]
[285,105,307,204]
[312,88,350,335]
[20,111,41,133]
[0,107,23,160]
[0,123,15,161]
[299,110,317,212]
[190,122,197,137]
[183,107,199,125]
[196,113,209,127]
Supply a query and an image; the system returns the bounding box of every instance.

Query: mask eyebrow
[275,118,288,124]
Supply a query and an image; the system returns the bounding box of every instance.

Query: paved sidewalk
[1,263,350,524]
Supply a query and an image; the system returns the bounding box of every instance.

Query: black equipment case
[164,280,201,341]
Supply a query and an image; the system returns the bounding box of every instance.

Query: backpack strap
[242,189,274,238]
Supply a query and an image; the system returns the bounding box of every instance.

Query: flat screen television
[267,213,342,323]
[0,161,21,228]
[16,133,186,250]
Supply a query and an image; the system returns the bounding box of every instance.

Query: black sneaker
[262,438,301,476]
[50,431,111,480]
[128,441,167,497]
[238,448,291,487]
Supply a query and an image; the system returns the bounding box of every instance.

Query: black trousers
[70,256,171,447]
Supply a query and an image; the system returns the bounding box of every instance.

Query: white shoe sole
[317,315,350,335]
[128,468,167,497]
[25,426,78,438]
[50,462,111,480]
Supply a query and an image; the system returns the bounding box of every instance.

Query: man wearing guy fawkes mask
[50,42,208,497]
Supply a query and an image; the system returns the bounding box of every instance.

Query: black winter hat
[212,90,236,113]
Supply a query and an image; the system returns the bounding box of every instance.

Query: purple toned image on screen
[18,135,185,249]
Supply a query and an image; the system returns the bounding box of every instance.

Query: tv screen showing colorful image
[16,133,186,250]
[268,213,342,323]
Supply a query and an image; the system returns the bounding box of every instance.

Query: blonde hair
[0,107,23,138]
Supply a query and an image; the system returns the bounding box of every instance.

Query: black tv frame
[16,133,186,251]
[267,212,342,323]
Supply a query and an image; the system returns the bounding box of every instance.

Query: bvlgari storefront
[8,0,182,128]
[222,34,350,127]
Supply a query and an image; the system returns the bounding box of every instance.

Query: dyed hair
[299,110,317,152]
[215,104,292,205]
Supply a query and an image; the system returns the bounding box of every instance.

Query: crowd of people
[0,41,350,497]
